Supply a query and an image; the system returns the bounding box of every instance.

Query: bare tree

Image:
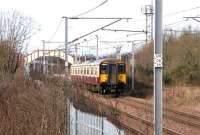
[0,10,37,79]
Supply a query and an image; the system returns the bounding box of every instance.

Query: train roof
[71,58,124,67]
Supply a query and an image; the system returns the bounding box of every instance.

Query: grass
[164,86,200,108]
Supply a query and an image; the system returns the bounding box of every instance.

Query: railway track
[103,100,183,135]
[119,97,200,129]
[120,111,183,135]
[83,93,184,135]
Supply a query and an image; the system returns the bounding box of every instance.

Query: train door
[109,64,117,85]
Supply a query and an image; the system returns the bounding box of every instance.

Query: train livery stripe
[71,75,99,85]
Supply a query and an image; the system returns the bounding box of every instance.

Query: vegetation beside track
[0,76,68,135]
[134,29,200,86]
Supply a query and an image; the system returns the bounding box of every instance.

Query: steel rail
[83,94,183,135]
[119,98,200,129]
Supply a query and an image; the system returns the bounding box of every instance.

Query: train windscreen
[118,63,126,73]
[100,64,108,74]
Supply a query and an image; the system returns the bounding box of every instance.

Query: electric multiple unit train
[70,58,126,94]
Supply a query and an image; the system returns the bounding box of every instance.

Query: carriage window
[118,63,126,73]
[84,67,86,75]
[87,67,89,75]
[95,68,98,75]
[91,67,94,75]
[100,64,108,74]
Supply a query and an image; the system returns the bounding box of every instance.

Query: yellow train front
[99,59,126,94]
[71,58,126,95]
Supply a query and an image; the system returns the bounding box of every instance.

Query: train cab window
[118,63,126,74]
[100,64,108,74]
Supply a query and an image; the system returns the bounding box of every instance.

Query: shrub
[135,28,200,86]
[163,71,174,85]
[0,78,67,135]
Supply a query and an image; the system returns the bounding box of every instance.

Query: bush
[163,71,174,85]
[135,28,200,86]
[0,78,67,135]
[0,10,37,80]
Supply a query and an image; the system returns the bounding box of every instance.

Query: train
[70,58,126,95]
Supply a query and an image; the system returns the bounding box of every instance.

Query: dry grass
[0,77,67,135]
[164,86,200,108]
[63,80,122,127]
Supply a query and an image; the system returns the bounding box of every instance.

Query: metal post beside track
[64,17,68,76]
[131,41,135,91]
[42,40,45,74]
[154,0,163,135]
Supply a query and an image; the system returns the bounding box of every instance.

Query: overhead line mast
[154,0,163,134]
[62,16,132,76]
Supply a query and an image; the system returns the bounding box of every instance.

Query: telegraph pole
[63,16,70,135]
[131,42,135,91]
[116,46,122,60]
[154,0,163,134]
[63,17,68,76]
[145,6,148,45]
[42,40,46,74]
[75,43,78,64]
[151,0,154,41]
[142,5,154,45]
[95,35,99,59]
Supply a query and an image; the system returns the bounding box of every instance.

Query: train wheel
[115,88,120,97]
[101,88,106,95]
[103,88,106,94]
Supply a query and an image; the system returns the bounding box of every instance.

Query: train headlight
[118,74,126,84]
[100,74,108,83]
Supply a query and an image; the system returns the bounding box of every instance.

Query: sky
[1,0,200,56]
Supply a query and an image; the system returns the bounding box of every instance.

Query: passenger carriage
[70,58,126,94]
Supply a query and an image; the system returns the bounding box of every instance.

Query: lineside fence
[70,103,125,135]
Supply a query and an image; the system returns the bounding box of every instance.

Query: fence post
[68,100,71,135]
[102,117,104,135]
[75,109,78,135]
